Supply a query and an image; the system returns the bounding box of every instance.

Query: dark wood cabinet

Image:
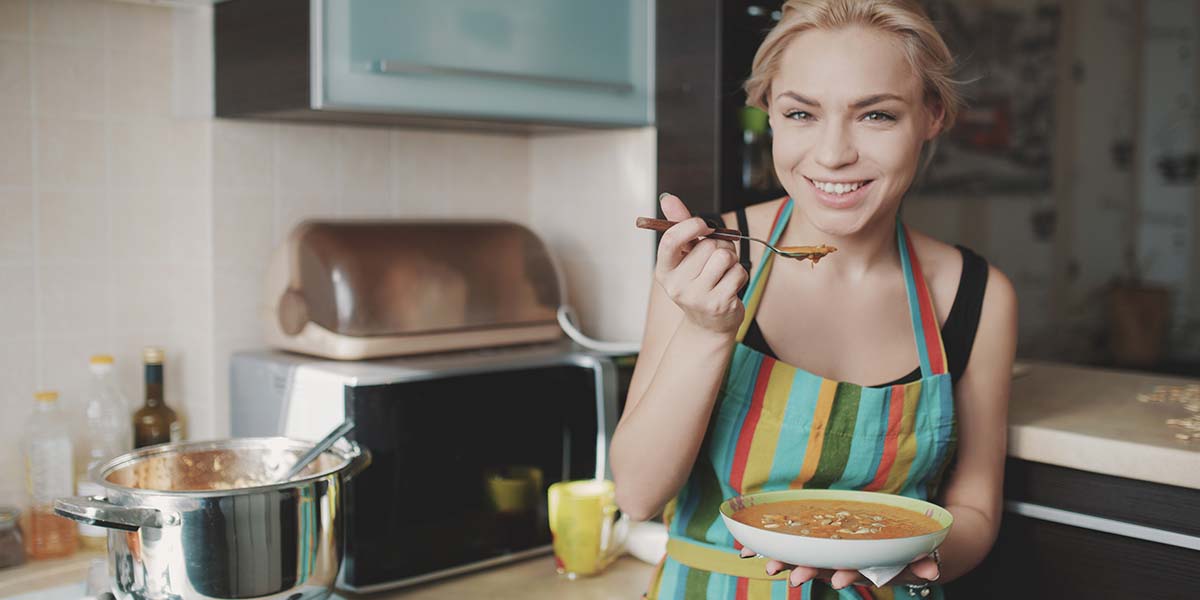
[945,459,1200,599]
[656,1,786,217]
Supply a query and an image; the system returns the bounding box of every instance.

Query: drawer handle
[1005,500,1200,551]
[373,60,635,94]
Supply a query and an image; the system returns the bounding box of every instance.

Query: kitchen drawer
[216,0,654,130]
[946,459,1200,599]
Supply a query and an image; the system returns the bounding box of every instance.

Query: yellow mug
[547,479,629,578]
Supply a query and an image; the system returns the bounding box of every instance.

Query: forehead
[772,26,923,103]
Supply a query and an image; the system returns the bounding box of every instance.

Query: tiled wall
[0,0,215,496]
[0,0,657,497]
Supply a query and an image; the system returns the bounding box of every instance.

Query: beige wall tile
[277,124,338,195]
[111,264,174,334]
[213,120,275,191]
[32,0,106,47]
[171,189,210,263]
[109,117,172,189]
[38,262,110,336]
[0,40,29,115]
[393,129,531,221]
[106,0,170,55]
[338,127,390,203]
[37,117,106,185]
[111,190,169,262]
[0,265,35,337]
[0,0,30,40]
[0,337,36,489]
[164,119,210,190]
[37,189,106,261]
[275,193,339,243]
[213,191,273,268]
[33,42,106,117]
[0,117,32,185]
[213,266,264,340]
[530,128,655,342]
[169,265,211,334]
[0,188,33,260]
[108,45,171,118]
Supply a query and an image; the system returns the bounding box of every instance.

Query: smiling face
[769,26,943,236]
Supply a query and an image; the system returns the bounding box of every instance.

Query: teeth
[812,180,867,195]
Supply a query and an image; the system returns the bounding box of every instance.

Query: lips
[805,176,875,209]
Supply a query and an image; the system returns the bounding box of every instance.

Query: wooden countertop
[1008,361,1200,489]
[0,551,657,599]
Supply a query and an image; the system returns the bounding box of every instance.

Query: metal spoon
[635,217,836,263]
[278,419,356,483]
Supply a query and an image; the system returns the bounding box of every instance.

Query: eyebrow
[776,91,905,109]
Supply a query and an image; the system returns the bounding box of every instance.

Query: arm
[925,264,1018,583]
[610,195,748,521]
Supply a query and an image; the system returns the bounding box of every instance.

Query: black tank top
[725,207,989,388]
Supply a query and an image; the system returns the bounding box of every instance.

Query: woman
[610,1,1017,598]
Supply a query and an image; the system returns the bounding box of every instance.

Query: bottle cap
[142,347,165,365]
[89,354,114,365]
[34,390,58,403]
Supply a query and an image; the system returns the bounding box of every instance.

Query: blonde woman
[611,1,1017,597]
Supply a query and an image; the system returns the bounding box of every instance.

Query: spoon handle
[282,419,356,482]
[634,217,745,242]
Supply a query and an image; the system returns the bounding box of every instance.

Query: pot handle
[343,442,372,483]
[55,496,167,532]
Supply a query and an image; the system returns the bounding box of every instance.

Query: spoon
[278,419,356,483]
[635,217,837,263]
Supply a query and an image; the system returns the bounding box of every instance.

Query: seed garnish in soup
[732,499,940,540]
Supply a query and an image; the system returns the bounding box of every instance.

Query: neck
[782,205,902,281]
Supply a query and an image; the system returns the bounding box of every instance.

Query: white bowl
[719,489,952,570]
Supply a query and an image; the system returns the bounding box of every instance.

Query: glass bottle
[77,354,132,551]
[133,347,180,448]
[23,390,77,559]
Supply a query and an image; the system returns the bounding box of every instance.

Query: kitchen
[0,0,1197,599]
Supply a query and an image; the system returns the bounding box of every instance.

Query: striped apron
[646,198,958,599]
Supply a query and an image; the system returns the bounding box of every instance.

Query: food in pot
[731,499,941,540]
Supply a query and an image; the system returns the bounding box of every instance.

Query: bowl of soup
[719,489,952,570]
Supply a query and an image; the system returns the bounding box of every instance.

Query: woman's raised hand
[654,194,749,335]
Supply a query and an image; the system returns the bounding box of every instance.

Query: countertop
[0,551,656,599]
[1008,361,1200,489]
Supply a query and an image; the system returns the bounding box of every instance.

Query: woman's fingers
[656,216,711,273]
[829,569,862,590]
[787,566,820,588]
[694,246,737,289]
[738,546,757,559]
[659,193,692,222]
[908,556,940,581]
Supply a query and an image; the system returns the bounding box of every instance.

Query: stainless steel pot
[55,437,369,600]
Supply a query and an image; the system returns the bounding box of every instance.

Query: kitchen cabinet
[216,0,654,131]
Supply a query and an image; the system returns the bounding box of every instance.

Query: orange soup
[732,499,941,540]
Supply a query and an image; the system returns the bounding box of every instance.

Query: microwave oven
[229,343,625,592]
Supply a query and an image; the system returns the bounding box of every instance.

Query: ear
[924,101,946,141]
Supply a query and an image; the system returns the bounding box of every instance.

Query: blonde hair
[745,0,963,132]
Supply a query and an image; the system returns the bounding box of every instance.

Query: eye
[863,111,896,122]
[783,110,813,121]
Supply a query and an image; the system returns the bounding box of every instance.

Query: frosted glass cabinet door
[317,0,653,127]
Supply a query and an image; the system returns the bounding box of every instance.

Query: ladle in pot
[278,419,356,483]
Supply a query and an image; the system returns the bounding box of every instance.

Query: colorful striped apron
[646,198,958,600]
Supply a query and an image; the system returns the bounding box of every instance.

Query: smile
[807,178,873,195]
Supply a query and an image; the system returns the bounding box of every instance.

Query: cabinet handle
[373,60,635,94]
[1005,500,1200,551]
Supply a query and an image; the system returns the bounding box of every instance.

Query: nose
[814,122,859,170]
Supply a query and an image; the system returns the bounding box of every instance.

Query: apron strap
[897,219,949,377]
[736,199,794,342]
[666,536,790,581]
